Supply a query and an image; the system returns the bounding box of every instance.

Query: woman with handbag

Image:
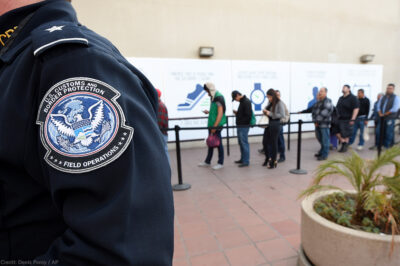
[262,89,285,169]
[198,83,227,170]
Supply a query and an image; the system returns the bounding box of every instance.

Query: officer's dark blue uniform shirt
[0,0,174,264]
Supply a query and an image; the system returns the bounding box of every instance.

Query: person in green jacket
[198,83,226,170]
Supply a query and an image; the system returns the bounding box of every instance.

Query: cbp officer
[0,0,173,265]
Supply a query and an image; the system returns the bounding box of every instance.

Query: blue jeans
[315,127,330,158]
[349,117,366,146]
[330,135,338,149]
[163,134,170,163]
[237,127,250,165]
[376,118,395,148]
[277,127,285,160]
[205,130,224,165]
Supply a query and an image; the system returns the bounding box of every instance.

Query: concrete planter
[299,190,400,266]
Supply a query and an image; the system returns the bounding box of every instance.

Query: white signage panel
[128,57,383,141]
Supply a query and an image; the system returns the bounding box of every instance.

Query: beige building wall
[72,0,400,91]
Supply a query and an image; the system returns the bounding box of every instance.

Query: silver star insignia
[54,159,58,162]
[118,142,123,145]
[123,132,127,136]
[45,25,65,33]
[121,137,125,140]
[59,161,62,165]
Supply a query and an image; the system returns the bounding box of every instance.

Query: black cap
[232,90,241,102]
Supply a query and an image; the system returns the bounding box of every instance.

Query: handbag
[206,133,221,148]
[258,115,269,128]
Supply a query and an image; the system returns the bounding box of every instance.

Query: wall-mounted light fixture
[360,54,375,64]
[199,46,214,58]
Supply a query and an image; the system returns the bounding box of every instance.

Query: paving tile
[258,208,289,223]
[234,215,265,227]
[173,239,187,260]
[257,239,297,262]
[207,215,238,233]
[202,208,229,219]
[173,258,190,266]
[180,221,211,239]
[176,211,204,224]
[285,234,301,251]
[243,224,279,242]
[169,139,381,264]
[270,219,300,237]
[190,252,229,266]
[271,257,298,266]
[184,235,220,256]
[215,228,250,249]
[225,244,266,266]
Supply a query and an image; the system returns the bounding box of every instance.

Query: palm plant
[300,146,400,246]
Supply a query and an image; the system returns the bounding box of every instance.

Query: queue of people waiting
[156,83,400,170]
[298,83,399,161]
[195,83,290,170]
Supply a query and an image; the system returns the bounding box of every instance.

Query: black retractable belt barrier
[172,125,191,191]
[287,118,291,151]
[289,120,308,175]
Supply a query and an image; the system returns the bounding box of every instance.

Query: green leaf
[337,213,352,227]
[373,227,380,234]
[363,190,387,212]
[298,184,343,199]
[382,175,400,197]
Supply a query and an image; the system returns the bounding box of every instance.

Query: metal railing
[167,115,399,191]
[168,113,312,154]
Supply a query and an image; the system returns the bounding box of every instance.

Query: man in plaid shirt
[157,89,169,160]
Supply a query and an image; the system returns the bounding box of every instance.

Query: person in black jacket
[263,89,285,169]
[232,91,252,167]
[336,85,360,152]
[0,0,173,264]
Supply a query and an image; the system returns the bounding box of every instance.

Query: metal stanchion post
[290,120,307,175]
[172,125,191,191]
[226,117,230,157]
[287,118,291,151]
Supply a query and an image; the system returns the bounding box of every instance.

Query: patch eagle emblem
[36,77,133,173]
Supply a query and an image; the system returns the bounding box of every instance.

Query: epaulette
[31,21,89,57]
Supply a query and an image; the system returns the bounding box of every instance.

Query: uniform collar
[0,0,78,63]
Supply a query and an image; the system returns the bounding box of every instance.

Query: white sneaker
[357,145,363,151]
[212,164,224,170]
[198,162,211,167]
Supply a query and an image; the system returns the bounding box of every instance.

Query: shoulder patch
[36,77,134,174]
[31,22,89,56]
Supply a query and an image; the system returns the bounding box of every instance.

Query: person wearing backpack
[232,91,253,167]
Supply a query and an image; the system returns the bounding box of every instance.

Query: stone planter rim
[302,190,400,242]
